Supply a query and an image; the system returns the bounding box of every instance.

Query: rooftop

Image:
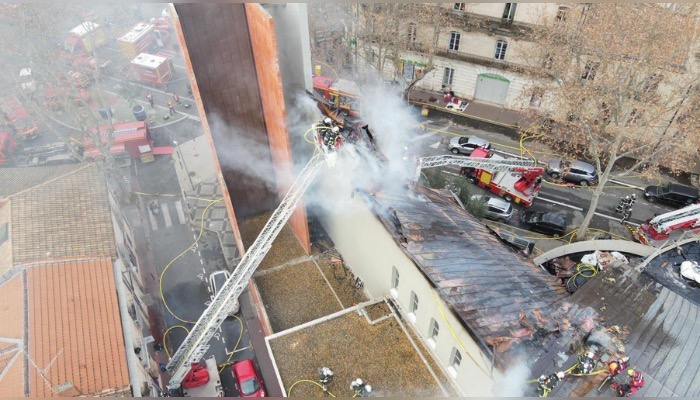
[118,22,154,44]
[69,21,100,37]
[0,259,130,397]
[364,184,568,367]
[131,53,168,69]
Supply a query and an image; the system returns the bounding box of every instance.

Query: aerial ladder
[166,151,325,390]
[639,203,700,241]
[165,125,544,390]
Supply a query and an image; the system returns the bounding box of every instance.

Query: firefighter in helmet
[537,371,565,397]
[576,350,597,374]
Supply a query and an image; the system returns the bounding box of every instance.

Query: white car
[448,136,492,156]
[209,270,240,315]
[470,195,514,222]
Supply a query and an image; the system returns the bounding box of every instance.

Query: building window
[495,40,508,60]
[502,3,517,22]
[581,62,599,81]
[454,3,466,11]
[410,291,419,313]
[407,23,416,44]
[530,88,544,107]
[442,67,455,86]
[0,223,7,245]
[450,347,462,367]
[429,318,439,338]
[448,31,461,51]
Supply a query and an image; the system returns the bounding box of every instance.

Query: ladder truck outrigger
[637,203,700,241]
[165,121,545,393]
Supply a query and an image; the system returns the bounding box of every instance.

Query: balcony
[433,48,543,76]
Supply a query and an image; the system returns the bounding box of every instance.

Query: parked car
[520,211,567,237]
[208,270,240,315]
[470,195,514,222]
[644,182,699,208]
[546,158,598,186]
[232,359,266,397]
[448,135,491,156]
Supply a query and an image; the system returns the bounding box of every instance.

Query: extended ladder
[166,153,325,389]
[415,155,537,179]
[649,203,700,233]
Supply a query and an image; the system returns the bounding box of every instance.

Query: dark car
[232,359,266,397]
[644,182,699,208]
[448,135,492,156]
[520,211,567,237]
[546,158,598,186]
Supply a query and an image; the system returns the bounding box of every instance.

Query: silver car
[209,270,240,315]
[470,195,514,222]
[546,158,598,186]
[448,136,492,156]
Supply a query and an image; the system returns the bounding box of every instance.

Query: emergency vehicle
[126,53,173,89]
[61,22,107,60]
[83,121,154,160]
[312,75,361,116]
[0,96,39,140]
[118,22,171,59]
[638,203,700,241]
[459,147,543,207]
[181,356,224,397]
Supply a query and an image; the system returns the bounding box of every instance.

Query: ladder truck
[638,203,700,241]
[165,124,549,391]
[416,151,544,206]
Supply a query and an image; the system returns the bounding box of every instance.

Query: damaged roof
[529,263,700,398]
[366,184,568,365]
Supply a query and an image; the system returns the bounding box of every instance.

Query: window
[407,23,416,44]
[0,223,7,245]
[454,3,466,11]
[530,88,544,107]
[429,318,439,338]
[442,67,454,86]
[450,347,462,367]
[495,40,508,60]
[556,6,569,21]
[448,31,461,51]
[502,3,517,22]
[391,267,399,289]
[581,62,599,81]
[410,291,419,313]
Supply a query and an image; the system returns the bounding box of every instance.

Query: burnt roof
[365,184,568,365]
[528,260,700,397]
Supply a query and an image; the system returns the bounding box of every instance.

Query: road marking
[162,203,173,228]
[429,141,441,149]
[148,209,159,230]
[198,251,202,257]
[233,346,252,354]
[193,234,197,240]
[409,131,438,142]
[537,196,583,211]
[175,200,187,224]
[200,259,204,265]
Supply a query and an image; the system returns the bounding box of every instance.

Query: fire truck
[71,56,111,80]
[117,22,171,59]
[61,22,107,61]
[0,96,39,140]
[456,148,543,207]
[125,53,173,89]
[83,121,154,161]
[312,75,361,116]
[638,203,700,241]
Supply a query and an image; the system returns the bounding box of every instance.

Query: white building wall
[311,173,500,396]
[464,3,559,25]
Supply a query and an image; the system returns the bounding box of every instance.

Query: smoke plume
[492,362,532,397]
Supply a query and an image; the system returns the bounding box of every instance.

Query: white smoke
[492,362,532,397]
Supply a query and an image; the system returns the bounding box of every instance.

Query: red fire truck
[459,147,544,207]
[0,131,17,165]
[118,22,172,60]
[312,75,361,116]
[0,96,39,140]
[61,21,107,61]
[83,121,154,160]
[124,53,173,89]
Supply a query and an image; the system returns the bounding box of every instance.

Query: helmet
[586,351,595,358]
[627,369,635,377]
[332,127,339,133]
[364,385,372,393]
[608,362,619,373]
[621,356,629,363]
[556,371,565,379]
[324,117,332,125]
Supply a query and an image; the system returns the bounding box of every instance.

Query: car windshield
[659,185,671,195]
[241,378,261,396]
[528,213,543,223]
[458,137,469,144]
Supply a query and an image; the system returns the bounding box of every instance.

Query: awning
[152,146,173,155]
[84,143,126,158]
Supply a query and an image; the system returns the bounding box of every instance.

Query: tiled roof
[366,185,568,363]
[0,273,23,398]
[25,259,130,397]
[0,164,85,198]
[10,164,115,264]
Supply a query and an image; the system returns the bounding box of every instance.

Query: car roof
[541,213,566,226]
[467,136,490,146]
[485,196,510,209]
[668,182,699,196]
[568,159,596,173]
[233,359,257,381]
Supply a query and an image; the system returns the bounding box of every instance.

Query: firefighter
[576,350,597,374]
[608,357,629,378]
[167,100,175,116]
[146,92,154,108]
[537,371,565,397]
[611,370,645,397]
[173,93,182,106]
[318,367,333,392]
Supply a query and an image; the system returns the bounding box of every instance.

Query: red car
[232,359,266,397]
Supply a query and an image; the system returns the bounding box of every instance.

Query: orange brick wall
[245,3,310,253]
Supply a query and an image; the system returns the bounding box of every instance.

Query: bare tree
[520,3,700,240]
